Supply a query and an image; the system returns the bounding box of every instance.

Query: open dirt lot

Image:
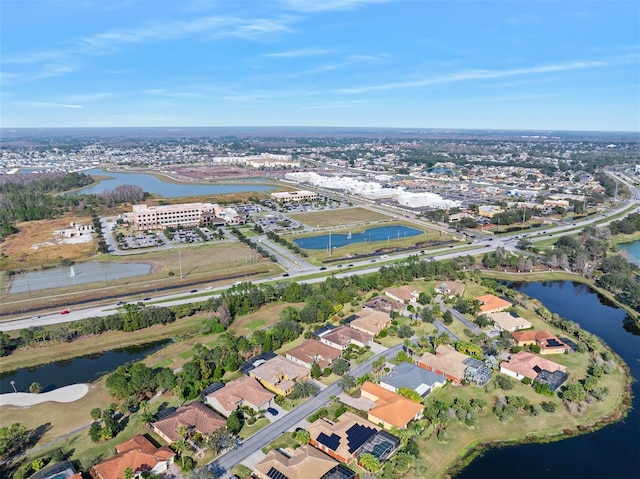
[0,217,97,272]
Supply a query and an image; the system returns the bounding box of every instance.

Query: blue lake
[72,168,276,197]
[618,239,640,265]
[455,281,640,479]
[293,225,424,250]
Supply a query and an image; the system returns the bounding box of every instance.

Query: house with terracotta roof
[379,362,446,397]
[475,294,512,314]
[360,381,424,430]
[205,376,274,417]
[500,350,568,391]
[253,445,345,479]
[362,295,405,315]
[434,281,466,298]
[511,330,571,354]
[348,310,392,337]
[318,325,373,351]
[285,339,342,369]
[90,434,174,479]
[249,355,311,396]
[488,311,532,332]
[308,411,380,464]
[385,285,419,304]
[417,344,469,385]
[150,401,226,444]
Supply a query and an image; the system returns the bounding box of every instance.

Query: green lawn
[261,432,299,454]
[238,417,270,440]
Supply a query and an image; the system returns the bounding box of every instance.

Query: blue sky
[1,0,638,131]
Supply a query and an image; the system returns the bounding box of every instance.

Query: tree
[359,452,381,473]
[0,422,29,457]
[290,380,319,399]
[293,429,311,444]
[29,382,42,394]
[397,387,422,403]
[90,407,102,421]
[331,358,350,376]
[123,467,134,479]
[311,362,322,379]
[495,375,515,390]
[338,374,356,392]
[226,410,243,434]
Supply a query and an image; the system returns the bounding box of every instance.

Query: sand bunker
[0,383,89,407]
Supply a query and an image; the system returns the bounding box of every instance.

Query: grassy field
[288,207,393,228]
[0,241,276,317]
[407,358,627,479]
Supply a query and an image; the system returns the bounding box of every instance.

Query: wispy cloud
[19,101,83,109]
[264,48,332,58]
[337,59,626,94]
[282,0,390,13]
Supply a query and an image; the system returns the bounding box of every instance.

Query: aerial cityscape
[1,2,639,479]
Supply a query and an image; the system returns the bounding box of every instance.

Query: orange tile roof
[90,435,174,479]
[151,401,225,443]
[254,444,338,479]
[475,294,512,313]
[286,339,342,369]
[500,350,566,380]
[385,285,418,302]
[206,376,274,416]
[361,382,423,429]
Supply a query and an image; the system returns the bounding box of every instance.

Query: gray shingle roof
[380,362,446,396]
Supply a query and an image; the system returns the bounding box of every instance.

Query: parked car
[266,407,279,416]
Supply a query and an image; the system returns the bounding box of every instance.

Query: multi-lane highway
[1,196,637,333]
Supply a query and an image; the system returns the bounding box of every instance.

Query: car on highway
[370,259,376,263]
[319,267,327,270]
[32,315,41,319]
[266,407,279,416]
[347,264,354,267]
[60,310,70,315]
[117,301,127,306]
[190,289,197,293]
[143,297,151,301]
[283,273,290,277]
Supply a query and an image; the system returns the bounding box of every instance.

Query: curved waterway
[0,340,169,394]
[455,281,640,479]
[72,168,275,197]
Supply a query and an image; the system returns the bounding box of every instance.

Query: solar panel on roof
[154,406,177,420]
[266,466,290,479]
[345,423,377,454]
[317,432,341,451]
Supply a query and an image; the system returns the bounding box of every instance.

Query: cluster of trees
[265,230,308,257]
[229,227,276,262]
[0,423,29,459]
[105,362,176,401]
[0,172,93,241]
[88,406,124,442]
[609,212,640,235]
[100,184,145,205]
[597,255,640,311]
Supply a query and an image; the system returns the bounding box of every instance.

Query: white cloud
[264,48,332,58]
[282,0,391,12]
[337,59,625,94]
[19,101,84,109]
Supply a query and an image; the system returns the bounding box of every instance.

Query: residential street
[208,341,409,478]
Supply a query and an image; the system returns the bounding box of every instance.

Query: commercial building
[131,202,216,230]
[270,190,319,203]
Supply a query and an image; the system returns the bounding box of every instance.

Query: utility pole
[179,250,183,280]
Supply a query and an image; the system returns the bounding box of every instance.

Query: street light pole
[10,380,17,393]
